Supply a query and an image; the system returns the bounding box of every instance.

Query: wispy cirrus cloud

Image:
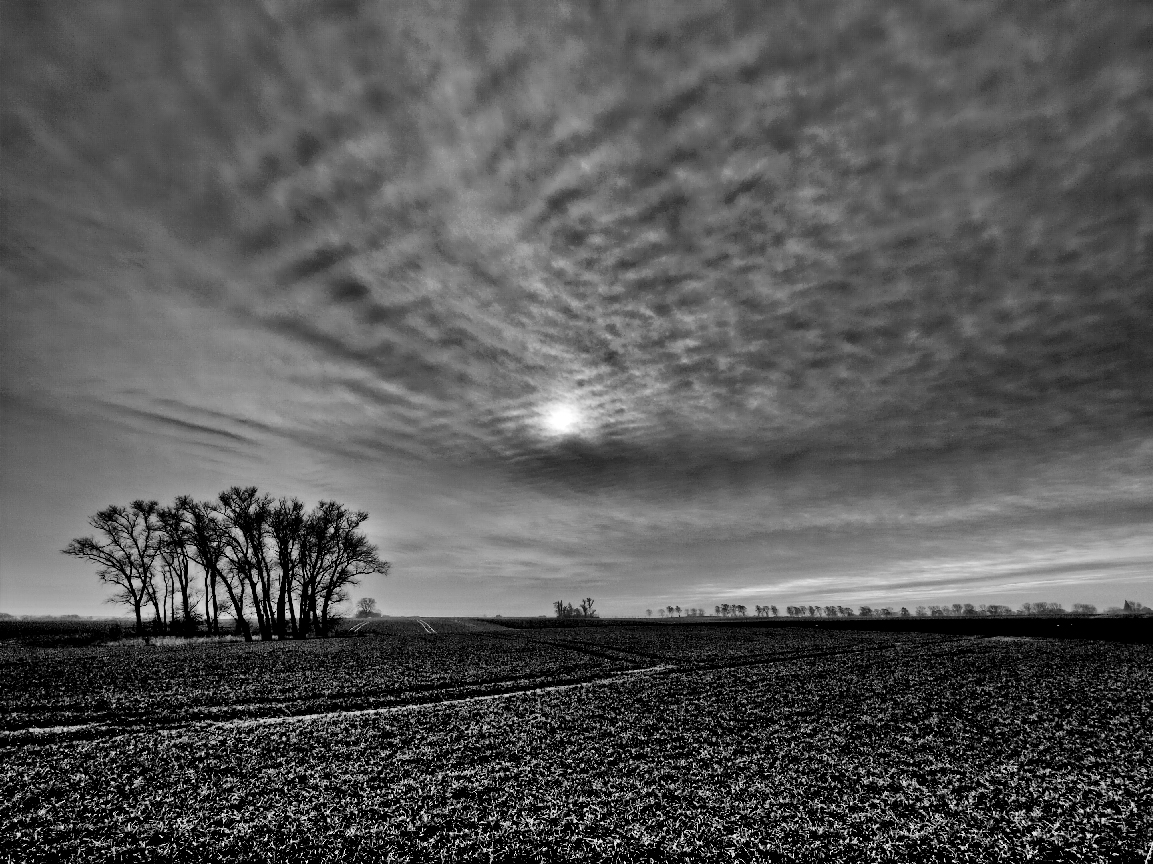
[2,0,1151,615]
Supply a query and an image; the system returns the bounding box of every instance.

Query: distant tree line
[640,600,1148,619]
[63,487,389,640]
[781,602,1124,618]
[554,598,597,618]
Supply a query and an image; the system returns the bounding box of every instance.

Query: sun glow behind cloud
[542,402,582,436]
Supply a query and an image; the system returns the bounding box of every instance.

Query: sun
[543,403,581,436]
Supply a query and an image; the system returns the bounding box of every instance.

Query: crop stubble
[1,626,1149,862]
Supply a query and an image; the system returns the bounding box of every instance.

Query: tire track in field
[211,663,677,731]
[0,638,964,746]
[0,665,676,747]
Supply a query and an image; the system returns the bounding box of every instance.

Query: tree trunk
[241,570,270,640]
[178,560,193,629]
[148,587,163,634]
[261,561,276,638]
[219,573,252,642]
[275,574,288,639]
[286,587,298,638]
[296,582,311,639]
[203,571,211,634]
[319,583,338,637]
[235,615,252,641]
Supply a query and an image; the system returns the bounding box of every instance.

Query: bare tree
[355,597,380,618]
[269,497,305,638]
[157,504,199,632]
[297,500,365,637]
[178,496,230,637]
[215,487,275,641]
[315,512,389,635]
[184,496,252,638]
[63,501,162,633]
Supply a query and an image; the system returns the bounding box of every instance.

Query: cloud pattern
[3,0,1151,612]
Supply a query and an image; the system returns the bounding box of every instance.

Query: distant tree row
[63,488,390,640]
[638,600,1149,619]
[554,598,597,618]
[782,602,1123,617]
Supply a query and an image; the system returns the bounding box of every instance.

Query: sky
[2,0,1151,617]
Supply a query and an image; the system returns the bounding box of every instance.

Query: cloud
[9,0,1152,481]
[103,404,257,447]
[3,0,1152,614]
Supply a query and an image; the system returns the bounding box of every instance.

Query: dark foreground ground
[2,622,1150,862]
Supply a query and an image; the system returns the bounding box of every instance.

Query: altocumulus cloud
[2,0,1151,615]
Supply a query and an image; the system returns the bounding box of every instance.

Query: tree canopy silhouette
[64,487,390,639]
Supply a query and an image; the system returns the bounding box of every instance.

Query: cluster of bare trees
[786,605,884,617]
[63,487,390,640]
[554,598,597,618]
[645,606,707,618]
[715,604,748,617]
